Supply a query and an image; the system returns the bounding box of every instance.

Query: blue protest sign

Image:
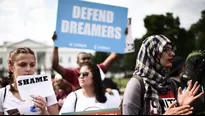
[55,0,128,54]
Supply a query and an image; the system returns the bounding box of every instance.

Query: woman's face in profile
[159,44,175,68]
[78,65,93,88]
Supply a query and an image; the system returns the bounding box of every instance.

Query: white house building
[0,39,94,77]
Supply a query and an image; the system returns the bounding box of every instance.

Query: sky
[0,0,205,45]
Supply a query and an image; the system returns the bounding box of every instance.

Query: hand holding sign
[31,95,47,114]
[16,74,55,100]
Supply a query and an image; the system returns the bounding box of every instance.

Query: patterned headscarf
[133,34,173,115]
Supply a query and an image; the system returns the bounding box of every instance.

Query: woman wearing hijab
[122,35,203,115]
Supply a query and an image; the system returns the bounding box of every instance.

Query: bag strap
[133,75,145,115]
[74,92,78,112]
[120,75,145,115]
[3,87,6,102]
[170,79,179,106]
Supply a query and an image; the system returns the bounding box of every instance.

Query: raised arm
[52,47,67,77]
[52,32,67,77]
[102,52,118,71]
[51,32,79,87]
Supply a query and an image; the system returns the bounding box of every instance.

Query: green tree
[190,10,205,50]
[92,52,108,64]
[143,13,195,58]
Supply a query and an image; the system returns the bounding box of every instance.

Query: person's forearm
[52,47,59,69]
[102,52,118,69]
[110,52,118,59]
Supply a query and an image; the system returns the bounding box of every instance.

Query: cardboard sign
[125,18,135,53]
[55,0,128,54]
[61,108,121,115]
[16,74,55,100]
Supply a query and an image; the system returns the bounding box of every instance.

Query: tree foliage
[143,13,195,58]
[190,10,205,50]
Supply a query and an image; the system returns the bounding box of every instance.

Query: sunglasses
[81,57,91,60]
[77,72,89,77]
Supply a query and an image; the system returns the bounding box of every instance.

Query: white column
[45,52,51,69]
[34,52,38,69]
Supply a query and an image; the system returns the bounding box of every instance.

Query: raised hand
[164,101,193,115]
[177,80,204,106]
[52,31,57,41]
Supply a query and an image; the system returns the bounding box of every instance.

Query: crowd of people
[0,33,204,115]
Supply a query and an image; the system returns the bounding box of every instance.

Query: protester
[59,63,120,114]
[122,35,204,115]
[184,50,205,114]
[54,73,73,111]
[0,47,58,115]
[169,56,185,89]
[52,32,118,90]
